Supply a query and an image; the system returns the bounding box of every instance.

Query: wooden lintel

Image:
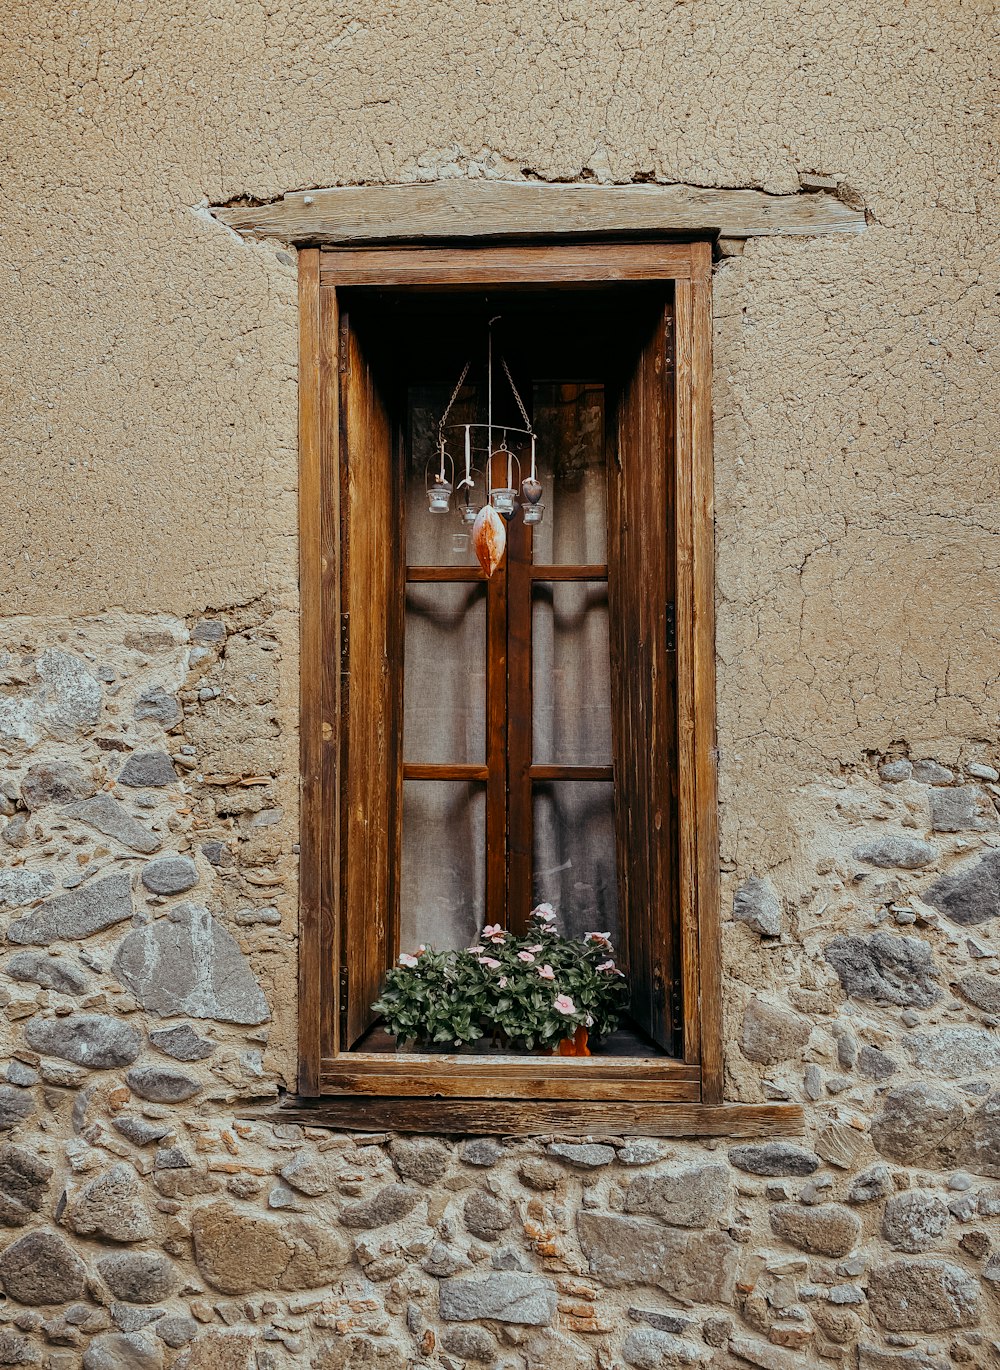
[242,1097,805,1139]
[214,181,865,246]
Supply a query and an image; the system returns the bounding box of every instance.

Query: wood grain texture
[296,248,326,1093]
[318,244,695,286]
[341,313,398,1047]
[319,1070,700,1102]
[254,1097,806,1139]
[324,1054,699,1082]
[607,297,675,1054]
[216,181,865,244]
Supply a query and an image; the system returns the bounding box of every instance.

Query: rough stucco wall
[2,2,1000,1368]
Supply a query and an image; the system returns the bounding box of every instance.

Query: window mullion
[485,560,508,929]
[506,513,534,934]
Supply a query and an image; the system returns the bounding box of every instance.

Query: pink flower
[597,959,616,972]
[517,951,535,963]
[479,956,501,969]
[398,953,419,968]
[489,933,506,945]
[586,931,612,945]
[531,903,556,922]
[553,994,576,1015]
[498,976,508,989]
[482,923,503,938]
[537,964,555,980]
[526,943,543,953]
[467,945,485,955]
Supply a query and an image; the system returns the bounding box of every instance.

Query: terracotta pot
[556,1025,591,1057]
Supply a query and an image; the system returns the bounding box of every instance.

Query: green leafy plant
[372,904,629,1051]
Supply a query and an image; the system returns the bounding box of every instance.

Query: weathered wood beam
[241,1096,806,1138]
[213,182,864,245]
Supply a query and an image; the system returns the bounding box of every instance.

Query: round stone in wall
[0,1229,87,1304]
[141,856,198,896]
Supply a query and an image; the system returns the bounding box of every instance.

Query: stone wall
[1,614,998,1367]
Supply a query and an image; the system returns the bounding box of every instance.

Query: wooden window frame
[295,238,800,1138]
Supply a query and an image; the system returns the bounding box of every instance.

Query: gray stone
[879,760,913,783]
[5,952,90,996]
[847,1164,895,1203]
[125,1067,200,1103]
[956,971,1000,1014]
[624,1163,729,1228]
[112,1117,173,1147]
[968,761,1000,780]
[858,1045,898,1079]
[853,836,938,869]
[464,1189,513,1240]
[577,1211,738,1304]
[148,1024,215,1062]
[461,1138,502,1167]
[739,998,811,1064]
[8,870,133,945]
[546,1142,615,1168]
[867,1259,980,1331]
[871,1083,965,1164]
[233,906,280,926]
[858,1348,950,1370]
[140,856,197,895]
[905,1027,1000,1078]
[727,1143,819,1177]
[154,1147,191,1171]
[2,814,29,849]
[930,785,997,832]
[118,753,177,789]
[267,1181,298,1209]
[341,1183,422,1228]
[959,1091,1000,1178]
[63,794,161,855]
[133,689,182,730]
[0,869,55,908]
[155,1317,198,1350]
[6,1061,38,1087]
[112,903,269,1024]
[191,618,226,643]
[0,1086,34,1131]
[37,650,102,739]
[882,1191,950,1252]
[389,1137,450,1184]
[924,850,1000,926]
[0,1145,52,1226]
[627,1310,693,1335]
[20,761,96,811]
[732,876,783,937]
[621,1329,709,1368]
[617,1141,664,1166]
[769,1204,860,1257]
[439,1273,556,1325]
[65,1163,153,1242]
[439,1326,497,1361]
[25,1014,141,1069]
[199,842,232,868]
[97,1252,179,1304]
[0,1327,40,1365]
[82,1331,163,1370]
[912,760,954,785]
[110,1306,165,1334]
[280,1150,335,1197]
[815,1119,867,1169]
[824,930,940,1007]
[0,1230,87,1304]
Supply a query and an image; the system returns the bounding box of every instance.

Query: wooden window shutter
[339,310,401,1047]
[607,297,677,1053]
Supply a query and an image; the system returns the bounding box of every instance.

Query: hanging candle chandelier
[426,316,542,577]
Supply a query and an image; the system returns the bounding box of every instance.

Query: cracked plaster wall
[2,2,1000,1368]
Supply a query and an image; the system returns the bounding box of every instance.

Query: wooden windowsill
[244,1095,805,1139]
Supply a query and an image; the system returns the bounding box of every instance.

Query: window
[297,242,727,1133]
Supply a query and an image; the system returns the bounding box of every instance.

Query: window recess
[294,239,802,1138]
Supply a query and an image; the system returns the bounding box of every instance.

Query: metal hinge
[666,601,676,652]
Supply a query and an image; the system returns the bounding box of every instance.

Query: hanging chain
[438,361,471,432]
[501,356,533,434]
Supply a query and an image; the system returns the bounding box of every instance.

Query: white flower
[553,994,576,1015]
[398,953,419,968]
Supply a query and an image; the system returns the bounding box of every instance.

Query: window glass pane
[400,781,486,953]
[533,581,611,766]
[530,383,606,565]
[406,384,479,567]
[404,582,486,764]
[533,781,618,942]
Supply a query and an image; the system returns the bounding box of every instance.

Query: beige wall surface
[2,4,1000,1369]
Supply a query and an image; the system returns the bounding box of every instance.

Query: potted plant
[371,904,629,1053]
